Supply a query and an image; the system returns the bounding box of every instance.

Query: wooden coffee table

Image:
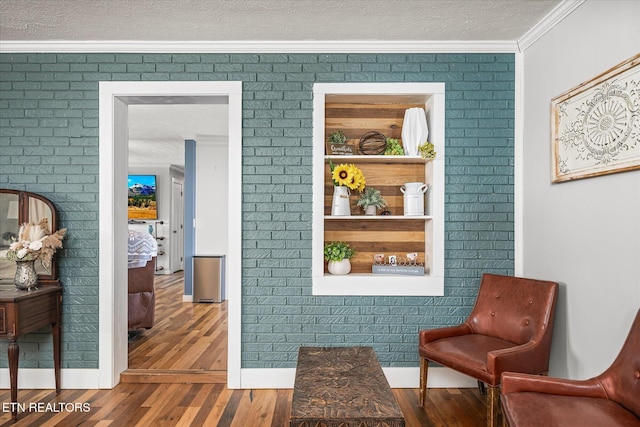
[290,346,405,427]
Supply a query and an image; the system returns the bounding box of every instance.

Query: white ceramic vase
[328,259,351,275]
[331,185,351,216]
[401,107,429,156]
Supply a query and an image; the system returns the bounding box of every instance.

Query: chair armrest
[501,372,608,399]
[419,323,472,345]
[487,340,553,377]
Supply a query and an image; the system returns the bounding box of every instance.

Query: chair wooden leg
[487,385,500,427]
[478,380,486,395]
[419,357,428,407]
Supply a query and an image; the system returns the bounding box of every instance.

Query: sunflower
[330,161,366,192]
[332,163,353,187]
[349,165,366,192]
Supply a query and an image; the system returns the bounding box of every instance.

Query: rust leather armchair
[418,273,559,427]
[501,309,640,427]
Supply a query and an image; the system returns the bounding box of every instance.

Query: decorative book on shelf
[372,265,425,276]
[372,253,427,276]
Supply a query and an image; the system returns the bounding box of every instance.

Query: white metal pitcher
[400,182,428,216]
[331,185,351,216]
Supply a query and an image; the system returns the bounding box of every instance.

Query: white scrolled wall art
[551,54,640,182]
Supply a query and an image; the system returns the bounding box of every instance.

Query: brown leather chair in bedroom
[418,273,559,427]
[501,308,640,427]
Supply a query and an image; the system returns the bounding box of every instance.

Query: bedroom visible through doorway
[98,81,243,389]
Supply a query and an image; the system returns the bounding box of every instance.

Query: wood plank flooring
[123,271,227,383]
[0,387,488,426]
[0,272,489,426]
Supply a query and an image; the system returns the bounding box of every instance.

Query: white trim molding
[518,0,586,51]
[98,81,243,389]
[514,51,525,277]
[1,367,476,390]
[0,369,100,390]
[240,367,476,389]
[0,40,518,54]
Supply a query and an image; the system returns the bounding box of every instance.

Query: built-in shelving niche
[312,83,445,296]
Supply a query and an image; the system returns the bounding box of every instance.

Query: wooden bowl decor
[358,131,387,155]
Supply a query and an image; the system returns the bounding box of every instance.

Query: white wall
[523,0,640,379]
[195,144,229,255]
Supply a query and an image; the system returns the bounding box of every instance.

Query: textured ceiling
[1,0,561,42]
[1,0,564,168]
[127,104,229,168]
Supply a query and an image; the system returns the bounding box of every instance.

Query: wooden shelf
[325,155,430,164]
[325,215,433,220]
[312,83,445,296]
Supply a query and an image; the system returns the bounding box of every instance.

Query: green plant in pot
[328,130,348,145]
[356,187,387,215]
[324,241,355,275]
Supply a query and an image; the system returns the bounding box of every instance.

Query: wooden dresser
[0,189,64,421]
[0,285,62,420]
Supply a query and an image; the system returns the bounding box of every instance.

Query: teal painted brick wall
[0,53,514,369]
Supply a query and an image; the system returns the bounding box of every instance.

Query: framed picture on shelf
[551,53,640,183]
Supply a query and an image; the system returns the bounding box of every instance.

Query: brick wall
[0,53,514,369]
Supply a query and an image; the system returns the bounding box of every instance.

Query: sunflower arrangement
[330,161,366,192]
[5,218,66,272]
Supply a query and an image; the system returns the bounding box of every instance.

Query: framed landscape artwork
[551,53,640,183]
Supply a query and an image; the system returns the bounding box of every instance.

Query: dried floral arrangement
[5,218,66,271]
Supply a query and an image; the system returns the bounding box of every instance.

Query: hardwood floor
[0,272,489,426]
[123,271,227,384]
[0,387,488,426]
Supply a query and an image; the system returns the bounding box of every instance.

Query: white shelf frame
[325,155,427,164]
[312,82,446,296]
[325,215,433,220]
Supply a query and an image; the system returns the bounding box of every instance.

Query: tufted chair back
[466,273,558,346]
[597,309,640,418]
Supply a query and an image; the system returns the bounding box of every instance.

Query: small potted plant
[328,130,348,145]
[417,140,436,160]
[324,241,355,275]
[356,187,387,215]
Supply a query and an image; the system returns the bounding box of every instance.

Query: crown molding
[518,0,585,52]
[0,39,519,54]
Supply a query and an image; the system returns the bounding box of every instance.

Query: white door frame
[98,81,242,388]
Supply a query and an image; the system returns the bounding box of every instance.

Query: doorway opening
[98,81,242,389]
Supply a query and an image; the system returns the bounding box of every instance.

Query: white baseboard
[1,367,476,390]
[0,369,101,389]
[239,367,477,389]
[182,295,193,302]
